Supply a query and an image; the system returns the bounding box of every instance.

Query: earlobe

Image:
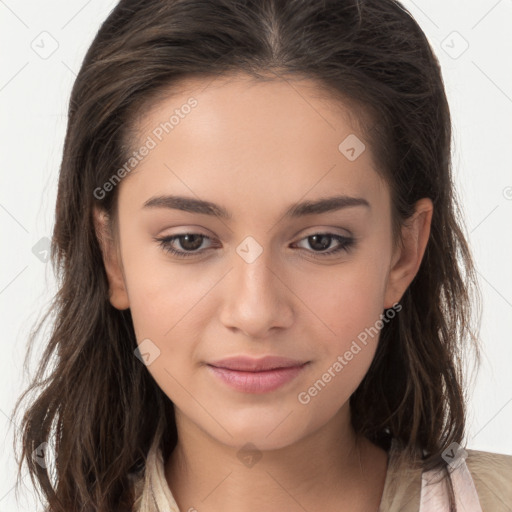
[93,207,130,310]
[383,198,433,308]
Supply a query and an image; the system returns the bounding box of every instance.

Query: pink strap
[419,457,483,512]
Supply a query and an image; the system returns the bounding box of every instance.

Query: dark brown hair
[12,0,481,510]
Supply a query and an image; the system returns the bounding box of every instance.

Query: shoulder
[464,448,512,509]
[380,440,512,512]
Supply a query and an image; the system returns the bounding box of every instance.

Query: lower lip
[206,363,309,393]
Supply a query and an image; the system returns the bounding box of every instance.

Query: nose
[218,245,294,339]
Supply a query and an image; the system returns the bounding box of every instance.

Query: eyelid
[298,226,353,238]
[154,229,356,259]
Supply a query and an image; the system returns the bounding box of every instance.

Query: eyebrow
[142,194,370,220]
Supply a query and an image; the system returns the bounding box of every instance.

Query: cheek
[121,240,215,397]
[294,273,385,414]
[295,261,387,340]
[121,236,207,339]
[122,252,206,402]
[290,261,388,401]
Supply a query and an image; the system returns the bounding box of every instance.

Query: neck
[164,405,388,512]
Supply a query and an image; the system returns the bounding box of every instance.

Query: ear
[383,198,433,308]
[93,206,130,310]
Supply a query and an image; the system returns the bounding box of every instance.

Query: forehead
[134,72,370,154]
[119,73,388,215]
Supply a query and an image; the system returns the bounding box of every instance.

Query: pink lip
[206,362,310,393]
[208,355,308,371]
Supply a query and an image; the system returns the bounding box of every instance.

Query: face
[95,73,432,451]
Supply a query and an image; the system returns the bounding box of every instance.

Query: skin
[94,72,433,512]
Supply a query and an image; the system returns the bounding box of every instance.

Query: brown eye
[154,232,355,260]
[155,233,213,258]
[295,233,355,257]
[174,234,204,251]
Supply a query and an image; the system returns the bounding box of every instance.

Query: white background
[1,0,511,510]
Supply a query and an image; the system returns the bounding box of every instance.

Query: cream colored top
[130,431,512,512]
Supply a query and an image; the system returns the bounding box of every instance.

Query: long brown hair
[12,0,481,510]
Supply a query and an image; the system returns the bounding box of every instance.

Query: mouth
[207,355,309,372]
[206,362,310,393]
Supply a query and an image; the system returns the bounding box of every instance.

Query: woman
[13,0,512,511]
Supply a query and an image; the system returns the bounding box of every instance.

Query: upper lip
[208,355,308,372]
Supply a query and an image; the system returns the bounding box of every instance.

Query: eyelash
[154,232,355,259]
